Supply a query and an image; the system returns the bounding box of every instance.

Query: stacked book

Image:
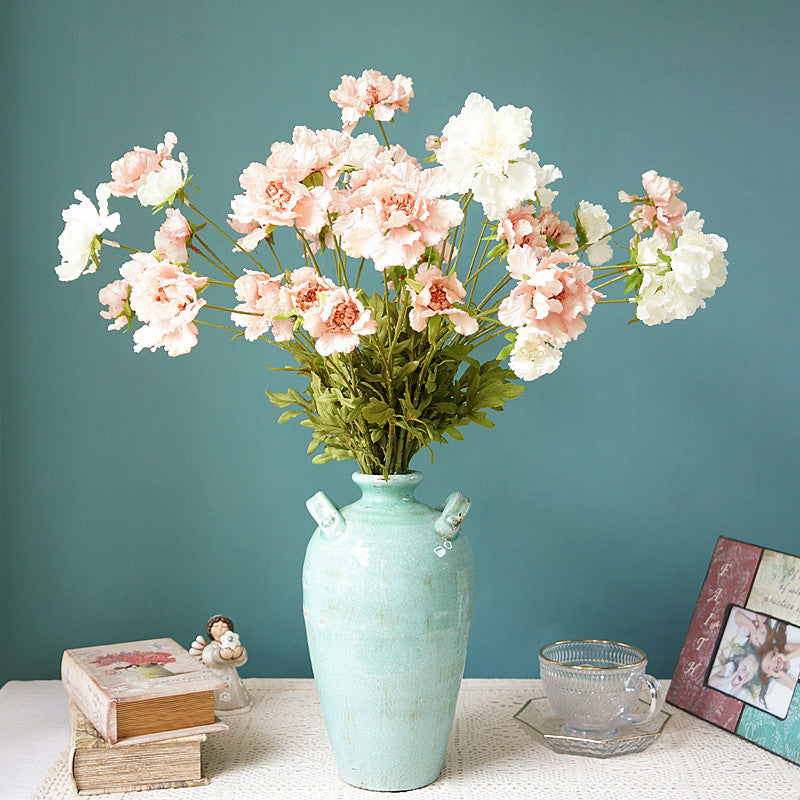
[61,638,228,795]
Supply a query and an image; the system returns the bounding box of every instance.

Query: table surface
[2,678,799,799]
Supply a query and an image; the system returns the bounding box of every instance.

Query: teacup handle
[621,674,663,725]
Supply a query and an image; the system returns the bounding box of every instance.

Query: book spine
[61,650,118,744]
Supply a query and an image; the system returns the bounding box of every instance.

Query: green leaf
[277,409,304,424]
[497,343,514,361]
[361,398,394,425]
[485,242,508,261]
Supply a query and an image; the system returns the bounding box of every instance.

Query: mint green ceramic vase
[303,472,475,791]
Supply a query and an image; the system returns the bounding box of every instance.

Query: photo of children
[707,606,800,720]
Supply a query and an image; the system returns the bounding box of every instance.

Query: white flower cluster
[576,200,613,266]
[137,153,189,207]
[55,184,121,282]
[508,328,563,381]
[436,93,560,221]
[635,211,728,325]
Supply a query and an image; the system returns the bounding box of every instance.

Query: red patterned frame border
[667,536,763,731]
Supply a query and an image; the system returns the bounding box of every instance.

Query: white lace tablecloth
[8,678,798,799]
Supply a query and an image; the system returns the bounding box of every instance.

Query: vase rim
[351,471,423,488]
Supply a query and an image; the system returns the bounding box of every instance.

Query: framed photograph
[669,537,800,765]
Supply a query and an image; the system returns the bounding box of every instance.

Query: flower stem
[294,226,323,276]
[196,319,242,335]
[576,219,634,255]
[193,234,238,279]
[446,193,472,274]
[264,237,289,278]
[465,252,503,306]
[185,200,267,273]
[377,120,391,148]
[102,240,141,253]
[354,257,366,289]
[464,222,491,284]
[597,298,635,304]
[477,274,512,311]
[204,303,261,316]
[592,272,630,291]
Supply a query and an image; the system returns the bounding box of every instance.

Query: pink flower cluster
[229,126,351,252]
[231,271,295,342]
[498,204,577,257]
[332,160,463,271]
[107,133,177,197]
[499,247,600,346]
[330,70,413,132]
[229,266,377,356]
[99,252,208,357]
[303,286,377,356]
[154,208,192,263]
[98,279,132,331]
[407,265,478,335]
[107,132,187,206]
[619,170,687,243]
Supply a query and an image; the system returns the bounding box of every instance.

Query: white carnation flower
[55,184,121,282]
[532,158,563,207]
[136,153,189,206]
[636,269,704,325]
[508,327,563,381]
[338,133,386,171]
[577,200,613,266]
[634,215,728,325]
[437,93,539,220]
[681,209,704,234]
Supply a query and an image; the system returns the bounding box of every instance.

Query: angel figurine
[189,614,251,713]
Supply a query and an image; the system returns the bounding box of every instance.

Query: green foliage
[265,297,525,478]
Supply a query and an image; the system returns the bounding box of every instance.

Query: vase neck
[352,472,422,504]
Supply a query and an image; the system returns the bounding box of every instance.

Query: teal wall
[2,0,798,683]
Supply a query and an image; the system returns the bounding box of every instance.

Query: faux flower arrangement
[56,69,728,478]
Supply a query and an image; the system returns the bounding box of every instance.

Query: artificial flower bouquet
[56,69,728,477]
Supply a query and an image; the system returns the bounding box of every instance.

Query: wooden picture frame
[668,536,800,765]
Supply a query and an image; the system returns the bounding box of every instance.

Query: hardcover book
[69,702,208,795]
[61,637,228,745]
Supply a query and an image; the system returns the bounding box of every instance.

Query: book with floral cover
[61,638,228,746]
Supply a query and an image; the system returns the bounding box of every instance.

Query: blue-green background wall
[1,0,798,683]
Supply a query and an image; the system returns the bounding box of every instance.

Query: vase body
[303,472,476,791]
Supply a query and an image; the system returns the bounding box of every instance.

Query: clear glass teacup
[538,639,663,739]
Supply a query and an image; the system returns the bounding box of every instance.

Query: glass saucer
[513,697,671,758]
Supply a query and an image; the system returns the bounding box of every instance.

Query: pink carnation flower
[229,130,348,251]
[425,135,444,153]
[302,287,377,356]
[287,267,337,315]
[618,170,687,243]
[119,252,207,357]
[154,208,192,263]
[498,249,599,346]
[330,70,413,132]
[289,126,352,185]
[98,279,132,331]
[498,205,577,257]
[408,264,478,335]
[231,270,294,342]
[107,133,178,198]
[332,161,463,271]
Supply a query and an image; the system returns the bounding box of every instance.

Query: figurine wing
[188,634,209,659]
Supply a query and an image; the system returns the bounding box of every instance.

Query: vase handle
[306,491,346,539]
[435,492,471,540]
